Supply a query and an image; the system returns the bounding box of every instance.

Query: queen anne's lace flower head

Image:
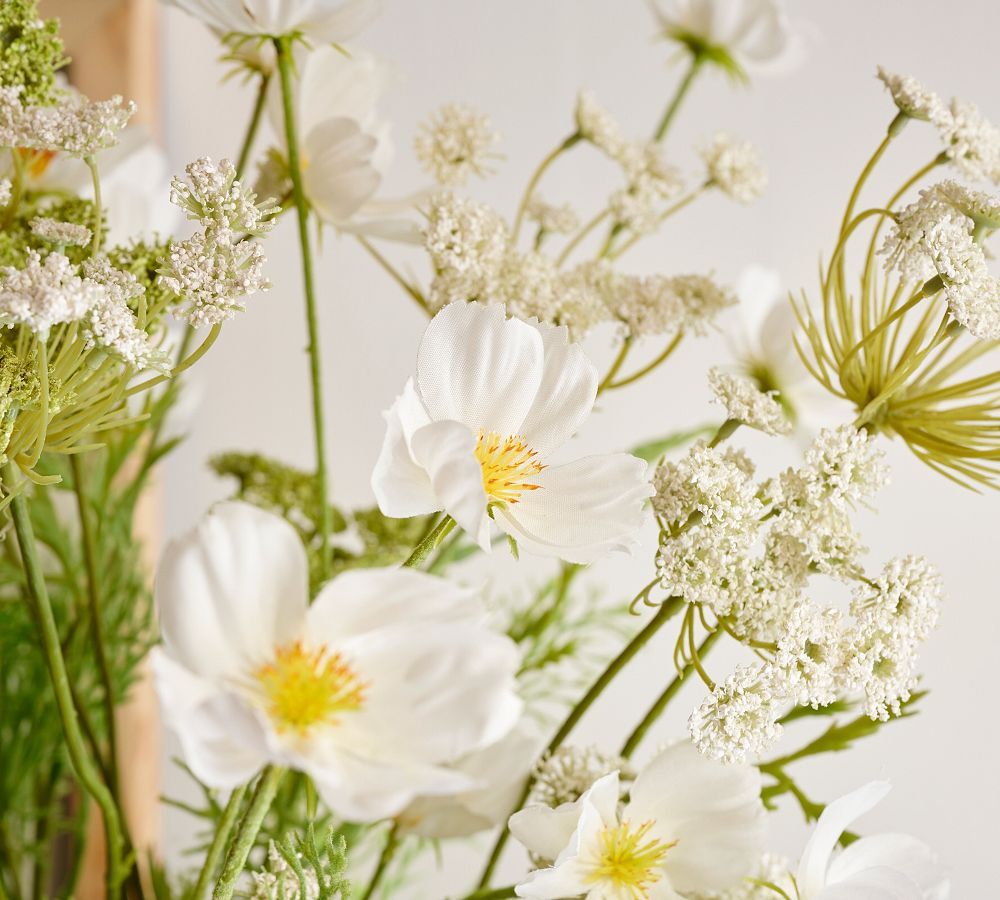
[702,133,767,204]
[708,367,792,435]
[772,602,847,708]
[574,90,625,158]
[414,103,500,187]
[531,745,632,809]
[668,273,738,334]
[0,249,103,336]
[29,216,92,247]
[934,98,1000,184]
[525,197,579,235]
[876,67,944,122]
[610,273,683,338]
[170,156,278,236]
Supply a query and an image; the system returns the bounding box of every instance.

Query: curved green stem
[607,187,704,261]
[511,133,581,244]
[555,208,610,266]
[212,766,286,900]
[275,35,333,585]
[191,784,248,900]
[360,821,399,900]
[403,515,456,568]
[3,463,127,899]
[70,454,120,801]
[1,149,25,229]
[603,331,684,391]
[236,72,271,180]
[475,595,684,889]
[357,235,429,314]
[653,54,704,142]
[596,338,632,394]
[85,157,102,257]
[124,323,221,397]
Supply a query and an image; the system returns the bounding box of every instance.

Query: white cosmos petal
[151,649,269,789]
[409,419,489,548]
[322,619,521,763]
[814,867,925,900]
[625,742,764,894]
[306,566,483,642]
[301,747,474,822]
[496,454,651,563]
[165,0,379,41]
[826,834,948,899]
[371,379,437,518]
[302,119,381,224]
[155,501,307,680]
[515,799,607,899]
[290,46,389,138]
[798,781,893,897]
[516,322,598,456]
[416,302,544,435]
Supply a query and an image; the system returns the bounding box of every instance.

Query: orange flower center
[475,430,545,504]
[254,640,365,735]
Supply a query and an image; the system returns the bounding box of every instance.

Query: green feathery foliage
[0,0,68,105]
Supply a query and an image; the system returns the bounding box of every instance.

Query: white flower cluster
[530,745,632,809]
[707,367,791,435]
[161,158,273,327]
[670,428,940,763]
[414,103,500,186]
[424,194,734,338]
[30,216,92,247]
[882,180,1000,339]
[574,89,624,157]
[0,249,104,336]
[525,196,579,234]
[701,133,768,204]
[0,85,134,157]
[876,66,945,122]
[0,178,11,207]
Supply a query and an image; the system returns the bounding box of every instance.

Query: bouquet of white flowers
[2,0,994,897]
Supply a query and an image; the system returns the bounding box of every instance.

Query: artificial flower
[649,0,799,79]
[795,781,948,898]
[509,741,764,898]
[152,501,522,821]
[372,301,652,563]
[163,0,379,41]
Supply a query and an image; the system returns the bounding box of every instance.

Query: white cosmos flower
[397,719,541,838]
[151,501,522,822]
[650,0,800,77]
[730,266,846,433]
[372,302,652,564]
[509,742,764,899]
[163,0,379,41]
[795,782,949,899]
[267,44,420,241]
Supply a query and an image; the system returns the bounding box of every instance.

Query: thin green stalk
[191,784,248,900]
[357,235,429,314]
[403,515,456,568]
[708,418,740,448]
[653,53,704,142]
[360,821,399,900]
[70,454,120,801]
[212,766,285,900]
[603,331,684,391]
[596,338,632,394]
[555,208,610,266]
[124,323,221,397]
[620,629,722,758]
[274,35,333,584]
[607,187,704,261]
[511,132,581,243]
[475,596,684,888]
[1,148,25,228]
[3,464,126,899]
[85,157,103,257]
[236,72,271,180]
[460,888,517,900]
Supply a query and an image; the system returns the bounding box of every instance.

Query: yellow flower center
[254,640,366,735]
[585,820,675,899]
[475,430,545,504]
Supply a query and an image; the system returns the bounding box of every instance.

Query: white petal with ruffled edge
[371,379,436,517]
[824,833,948,899]
[155,500,308,680]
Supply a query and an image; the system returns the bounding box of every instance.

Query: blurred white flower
[730,266,845,432]
[649,0,800,78]
[509,742,764,898]
[372,302,651,564]
[795,782,948,899]
[268,45,420,240]
[163,0,379,41]
[152,501,522,821]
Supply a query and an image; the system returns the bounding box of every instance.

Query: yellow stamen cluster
[586,820,675,899]
[475,430,545,504]
[255,640,365,736]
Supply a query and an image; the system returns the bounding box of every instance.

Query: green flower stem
[274,35,333,584]
[653,53,704,142]
[619,629,722,758]
[461,887,517,900]
[356,235,429,315]
[236,72,271,180]
[70,453,120,801]
[838,121,899,242]
[1,149,25,229]
[511,132,581,243]
[596,337,632,394]
[602,330,684,391]
[85,156,103,257]
[124,322,221,398]
[2,463,127,900]
[191,783,248,900]
[403,515,456,568]
[212,766,286,900]
[606,186,705,261]
[708,418,740,448]
[360,820,399,900]
[555,208,610,266]
[475,595,684,889]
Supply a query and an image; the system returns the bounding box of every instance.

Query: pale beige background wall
[159,1,998,894]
